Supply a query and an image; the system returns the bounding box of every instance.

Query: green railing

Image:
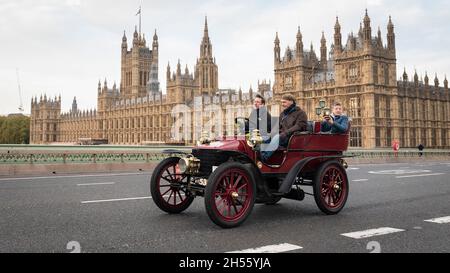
[344,150,450,159]
[0,152,188,165]
[0,145,448,165]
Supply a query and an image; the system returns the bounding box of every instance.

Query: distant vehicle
[78,138,108,145]
[150,118,352,228]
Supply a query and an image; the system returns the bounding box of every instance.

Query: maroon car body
[150,121,351,228]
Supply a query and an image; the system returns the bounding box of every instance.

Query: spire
[376,27,383,47]
[72,96,78,113]
[334,16,341,31]
[185,64,189,75]
[364,9,370,24]
[424,72,429,86]
[320,32,327,68]
[414,69,419,84]
[321,31,326,44]
[444,75,448,89]
[296,27,303,58]
[403,68,408,81]
[297,26,303,40]
[122,31,127,42]
[200,16,213,58]
[133,25,139,46]
[204,16,209,38]
[98,80,102,93]
[334,17,342,52]
[176,59,181,76]
[153,29,158,48]
[166,62,171,80]
[274,32,281,63]
[387,15,396,51]
[388,15,394,31]
[434,73,439,87]
[363,9,372,42]
[134,25,138,38]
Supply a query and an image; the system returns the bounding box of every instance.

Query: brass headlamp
[247,129,263,148]
[178,156,201,175]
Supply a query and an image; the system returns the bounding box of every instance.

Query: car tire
[204,162,256,228]
[313,161,349,215]
[150,157,194,214]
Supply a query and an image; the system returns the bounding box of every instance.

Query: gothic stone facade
[30,12,450,149]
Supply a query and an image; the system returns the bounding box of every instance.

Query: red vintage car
[150,119,351,228]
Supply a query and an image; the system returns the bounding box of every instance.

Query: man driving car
[261,94,307,162]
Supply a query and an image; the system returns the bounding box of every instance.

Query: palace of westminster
[30,11,450,149]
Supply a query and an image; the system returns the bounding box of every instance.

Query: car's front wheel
[204,162,256,228]
[150,157,194,214]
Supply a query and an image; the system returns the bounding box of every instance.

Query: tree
[0,115,30,144]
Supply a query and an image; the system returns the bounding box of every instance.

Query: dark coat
[279,105,308,139]
[249,106,272,138]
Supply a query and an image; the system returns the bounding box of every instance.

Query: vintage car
[150,118,351,228]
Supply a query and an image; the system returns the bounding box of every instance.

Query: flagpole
[139,6,141,38]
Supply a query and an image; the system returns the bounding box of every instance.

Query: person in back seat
[321,102,349,134]
[261,94,307,162]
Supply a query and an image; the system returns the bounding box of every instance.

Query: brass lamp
[247,129,263,148]
[197,131,212,146]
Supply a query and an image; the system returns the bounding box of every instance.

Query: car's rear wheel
[205,162,256,228]
[150,157,194,214]
[313,161,349,215]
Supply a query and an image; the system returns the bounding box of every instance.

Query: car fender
[278,156,347,194]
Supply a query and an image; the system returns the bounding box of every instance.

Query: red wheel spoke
[233,175,243,188]
[177,191,184,202]
[216,198,225,211]
[167,190,174,202]
[236,183,248,192]
[161,188,171,197]
[165,169,174,181]
[229,172,235,188]
[327,191,333,205]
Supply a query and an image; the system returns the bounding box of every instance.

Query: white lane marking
[341,227,405,239]
[227,243,303,253]
[81,196,151,204]
[81,193,186,204]
[424,216,450,224]
[369,170,431,175]
[0,172,149,182]
[352,179,369,182]
[396,173,445,179]
[348,168,360,170]
[77,182,116,186]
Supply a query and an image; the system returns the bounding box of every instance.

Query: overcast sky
[1,0,449,115]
